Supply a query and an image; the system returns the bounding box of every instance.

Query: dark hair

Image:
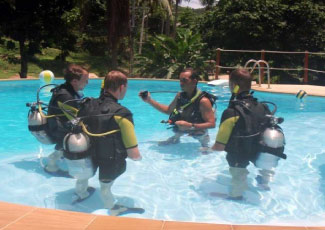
[181,68,200,81]
[104,70,128,91]
[64,64,88,82]
[229,68,253,91]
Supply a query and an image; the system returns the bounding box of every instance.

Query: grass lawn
[0,38,112,79]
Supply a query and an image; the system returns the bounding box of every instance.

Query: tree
[135,28,208,79]
[199,0,325,83]
[199,0,217,10]
[0,0,76,78]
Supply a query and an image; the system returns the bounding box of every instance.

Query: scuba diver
[212,68,286,200]
[74,70,142,215]
[44,64,89,176]
[139,68,216,149]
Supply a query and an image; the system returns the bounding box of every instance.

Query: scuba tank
[27,102,54,145]
[26,84,59,145]
[255,115,286,170]
[63,118,95,180]
[63,119,91,160]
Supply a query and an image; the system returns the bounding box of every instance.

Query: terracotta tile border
[0,201,324,230]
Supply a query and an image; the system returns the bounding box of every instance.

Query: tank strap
[28,124,47,132]
[259,145,286,159]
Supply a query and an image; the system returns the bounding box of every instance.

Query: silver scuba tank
[255,127,285,170]
[261,127,285,149]
[63,132,94,180]
[63,132,90,155]
[28,109,54,145]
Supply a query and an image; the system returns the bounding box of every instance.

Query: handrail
[244,59,271,89]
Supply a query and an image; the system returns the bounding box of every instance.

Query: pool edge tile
[0,201,36,229]
[232,225,308,230]
[85,215,164,230]
[0,202,324,230]
[162,221,232,230]
[2,206,96,230]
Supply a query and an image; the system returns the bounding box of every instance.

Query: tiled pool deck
[1,201,324,230]
[1,77,325,229]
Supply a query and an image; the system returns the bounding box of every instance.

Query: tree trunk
[19,38,28,78]
[129,0,135,77]
[161,19,165,34]
[165,16,170,36]
[107,0,130,70]
[172,0,179,39]
[139,7,146,54]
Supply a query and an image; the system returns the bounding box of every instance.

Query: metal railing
[244,59,271,89]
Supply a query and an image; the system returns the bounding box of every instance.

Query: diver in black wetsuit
[45,64,89,180]
[212,68,285,200]
[139,68,216,150]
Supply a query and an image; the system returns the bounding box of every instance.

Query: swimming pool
[0,79,325,226]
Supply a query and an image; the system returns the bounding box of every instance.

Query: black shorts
[94,158,126,182]
[226,151,253,168]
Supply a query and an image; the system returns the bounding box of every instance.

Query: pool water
[0,79,325,226]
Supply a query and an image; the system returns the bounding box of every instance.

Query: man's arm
[140,92,178,115]
[127,147,142,161]
[114,111,142,161]
[212,108,239,151]
[211,142,225,151]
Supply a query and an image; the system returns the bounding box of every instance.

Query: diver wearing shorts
[139,68,216,149]
[45,64,89,175]
[78,70,141,213]
[212,68,276,200]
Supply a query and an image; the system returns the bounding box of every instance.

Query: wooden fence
[214,48,325,83]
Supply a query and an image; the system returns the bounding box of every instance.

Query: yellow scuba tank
[27,103,54,145]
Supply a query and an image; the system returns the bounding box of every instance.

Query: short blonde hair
[229,68,253,91]
[104,71,128,91]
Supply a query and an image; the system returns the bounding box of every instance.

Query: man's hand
[211,142,225,151]
[139,91,151,103]
[175,120,192,131]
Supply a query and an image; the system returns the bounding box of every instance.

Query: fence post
[260,50,265,83]
[304,51,309,83]
[215,48,221,80]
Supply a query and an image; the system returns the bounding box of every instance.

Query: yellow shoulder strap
[57,101,79,120]
[180,90,201,110]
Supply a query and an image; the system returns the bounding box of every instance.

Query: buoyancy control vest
[225,92,286,161]
[168,90,217,124]
[47,83,81,143]
[76,94,129,161]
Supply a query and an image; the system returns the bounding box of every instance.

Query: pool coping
[0,201,323,230]
[1,77,325,229]
[1,77,325,97]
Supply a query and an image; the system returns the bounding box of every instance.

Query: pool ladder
[244,59,271,89]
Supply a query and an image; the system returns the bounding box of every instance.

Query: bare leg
[100,181,115,209]
[229,167,249,199]
[75,179,89,199]
[256,169,275,191]
[45,150,63,172]
[158,132,183,146]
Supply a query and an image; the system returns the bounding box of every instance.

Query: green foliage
[199,0,325,84]
[135,28,208,79]
[0,38,109,79]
